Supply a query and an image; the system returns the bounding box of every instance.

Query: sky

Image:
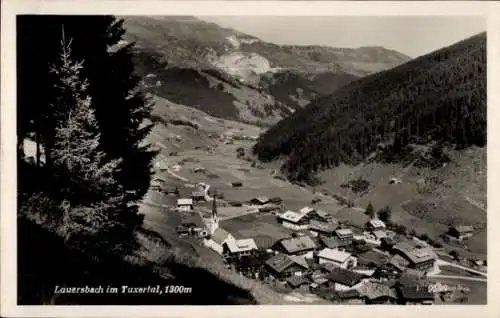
[198,16,486,58]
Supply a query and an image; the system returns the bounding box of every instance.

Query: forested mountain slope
[253,32,486,182]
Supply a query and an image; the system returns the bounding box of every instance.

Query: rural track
[430,275,487,283]
[436,259,487,276]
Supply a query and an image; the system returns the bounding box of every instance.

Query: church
[203,195,258,258]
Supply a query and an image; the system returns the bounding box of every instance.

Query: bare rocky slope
[122,16,411,125]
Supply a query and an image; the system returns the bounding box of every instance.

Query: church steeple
[210,193,219,234]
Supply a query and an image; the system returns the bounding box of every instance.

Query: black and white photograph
[1,1,498,317]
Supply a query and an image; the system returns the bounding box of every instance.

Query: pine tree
[48,30,133,256]
[377,205,392,222]
[365,201,375,218]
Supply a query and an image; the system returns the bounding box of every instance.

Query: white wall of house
[177,204,193,212]
[282,221,308,231]
[318,256,357,269]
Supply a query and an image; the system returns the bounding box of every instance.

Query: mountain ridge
[121,15,411,125]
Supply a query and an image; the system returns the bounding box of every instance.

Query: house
[277,210,309,231]
[205,227,235,255]
[380,237,395,250]
[176,198,193,211]
[286,276,311,289]
[448,225,474,240]
[299,206,322,221]
[393,241,437,273]
[176,225,190,238]
[191,190,205,202]
[315,209,333,222]
[357,281,398,304]
[335,228,354,241]
[396,285,435,305]
[308,220,338,238]
[193,167,206,174]
[367,219,386,231]
[273,236,317,255]
[223,238,258,259]
[375,254,410,279]
[356,250,391,269]
[317,248,357,269]
[269,196,284,205]
[318,236,351,250]
[265,254,309,280]
[231,181,243,187]
[389,178,402,184]
[325,267,366,291]
[249,196,270,206]
[372,230,388,240]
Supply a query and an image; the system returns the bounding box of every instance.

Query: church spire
[210,192,219,234]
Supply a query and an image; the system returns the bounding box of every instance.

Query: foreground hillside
[254,32,486,182]
[122,16,410,125]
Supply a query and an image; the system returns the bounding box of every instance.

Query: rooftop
[177,198,193,206]
[393,241,437,265]
[372,230,388,239]
[286,276,311,288]
[369,219,386,228]
[398,285,434,301]
[358,281,398,300]
[278,236,317,254]
[336,289,362,299]
[252,196,270,204]
[326,267,366,287]
[265,254,307,273]
[319,237,351,249]
[299,206,315,215]
[453,225,474,233]
[309,220,338,233]
[211,228,231,245]
[336,228,354,237]
[318,248,352,263]
[279,210,306,223]
[357,250,391,267]
[225,238,258,253]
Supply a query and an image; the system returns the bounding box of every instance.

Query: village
[150,164,486,305]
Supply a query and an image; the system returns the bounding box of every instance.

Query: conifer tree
[48,30,134,256]
[365,201,375,218]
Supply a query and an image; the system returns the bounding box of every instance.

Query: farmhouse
[231,181,243,188]
[223,238,258,259]
[309,220,338,238]
[177,198,193,211]
[317,248,357,269]
[396,285,434,305]
[367,219,386,231]
[273,236,317,256]
[269,196,284,205]
[318,236,351,250]
[375,254,410,279]
[393,241,437,273]
[335,228,354,241]
[356,250,391,269]
[372,230,388,240]
[277,210,309,231]
[315,209,333,222]
[249,196,270,206]
[265,254,309,280]
[448,225,474,240]
[191,190,205,202]
[357,281,398,304]
[325,267,366,291]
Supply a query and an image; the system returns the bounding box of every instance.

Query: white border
[2,1,500,318]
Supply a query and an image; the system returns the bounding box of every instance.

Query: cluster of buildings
[166,185,471,305]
